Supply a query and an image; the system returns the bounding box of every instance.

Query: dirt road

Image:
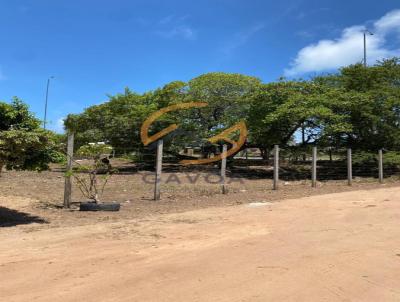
[1,187,400,301]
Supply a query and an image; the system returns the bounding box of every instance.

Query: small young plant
[70,143,115,203]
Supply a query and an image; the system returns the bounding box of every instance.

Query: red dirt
[1,168,400,301]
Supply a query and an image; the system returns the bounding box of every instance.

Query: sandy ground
[1,186,400,301]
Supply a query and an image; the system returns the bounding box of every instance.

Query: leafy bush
[383,151,400,166]
[0,129,56,173]
[352,151,400,166]
[352,151,377,165]
[71,143,115,203]
[49,150,67,164]
[76,143,113,158]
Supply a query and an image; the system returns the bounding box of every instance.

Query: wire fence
[62,133,400,206]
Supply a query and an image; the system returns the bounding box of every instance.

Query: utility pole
[43,76,54,129]
[363,30,373,67]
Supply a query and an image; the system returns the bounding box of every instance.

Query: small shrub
[352,151,376,165]
[50,150,67,164]
[383,151,400,166]
[70,143,115,203]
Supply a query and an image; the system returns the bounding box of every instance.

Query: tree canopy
[0,97,60,173]
[65,59,400,159]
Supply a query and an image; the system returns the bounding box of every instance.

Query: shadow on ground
[0,206,47,227]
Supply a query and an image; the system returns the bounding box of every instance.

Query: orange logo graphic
[140,102,247,165]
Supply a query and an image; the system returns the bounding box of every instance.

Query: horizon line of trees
[1,57,400,174]
[64,58,400,160]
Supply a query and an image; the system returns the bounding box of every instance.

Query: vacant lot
[0,160,398,227]
[0,167,400,301]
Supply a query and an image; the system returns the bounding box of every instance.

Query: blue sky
[0,0,399,132]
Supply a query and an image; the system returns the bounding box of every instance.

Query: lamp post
[363,30,374,67]
[43,76,54,129]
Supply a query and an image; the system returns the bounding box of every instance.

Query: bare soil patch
[0,162,399,228]
[0,186,399,301]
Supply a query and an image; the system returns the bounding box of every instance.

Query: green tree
[65,61,400,161]
[0,97,60,174]
[0,129,56,173]
[66,73,260,158]
[186,72,260,137]
[315,58,400,151]
[247,81,347,158]
[65,88,158,154]
[0,97,40,130]
[164,73,261,154]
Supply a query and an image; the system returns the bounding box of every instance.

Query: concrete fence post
[273,145,279,190]
[63,132,74,208]
[154,139,163,200]
[221,144,227,194]
[347,148,352,186]
[378,149,383,184]
[312,146,317,188]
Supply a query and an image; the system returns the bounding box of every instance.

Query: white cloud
[157,26,195,40]
[156,15,196,40]
[222,23,265,56]
[285,9,400,76]
[51,117,65,133]
[375,9,400,33]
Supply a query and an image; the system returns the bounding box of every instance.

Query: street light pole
[43,76,54,129]
[363,30,374,67]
